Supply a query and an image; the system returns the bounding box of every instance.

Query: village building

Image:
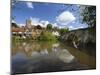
[12,17,60,40]
[52,31,60,36]
[12,18,43,39]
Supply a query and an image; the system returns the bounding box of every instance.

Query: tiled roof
[12,27,25,32]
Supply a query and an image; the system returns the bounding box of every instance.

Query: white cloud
[40,20,49,27]
[30,17,40,26]
[56,11,76,25]
[58,26,66,29]
[18,23,25,27]
[52,23,57,28]
[68,25,77,30]
[12,19,16,23]
[68,25,86,30]
[30,17,50,28]
[72,21,76,24]
[69,26,74,29]
[26,2,34,9]
[79,26,84,28]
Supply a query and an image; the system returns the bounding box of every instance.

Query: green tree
[12,23,19,28]
[80,6,96,35]
[53,27,58,31]
[46,24,52,30]
[38,31,57,41]
[81,6,96,28]
[59,28,69,35]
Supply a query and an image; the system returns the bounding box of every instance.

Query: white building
[52,31,60,36]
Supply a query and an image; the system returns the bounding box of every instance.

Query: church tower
[26,17,33,28]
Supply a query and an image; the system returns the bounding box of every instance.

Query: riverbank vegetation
[38,31,58,41]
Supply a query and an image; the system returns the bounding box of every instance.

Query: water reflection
[12,41,75,62]
[12,41,95,74]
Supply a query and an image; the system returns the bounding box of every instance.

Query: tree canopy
[46,24,52,30]
[81,6,96,28]
[59,28,69,35]
[12,23,19,28]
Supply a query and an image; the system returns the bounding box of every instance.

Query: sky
[12,0,88,30]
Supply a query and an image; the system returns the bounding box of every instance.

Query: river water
[11,41,96,74]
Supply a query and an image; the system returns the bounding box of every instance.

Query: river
[11,41,96,74]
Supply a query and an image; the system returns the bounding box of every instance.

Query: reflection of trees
[12,41,58,57]
[12,41,75,63]
[12,42,23,56]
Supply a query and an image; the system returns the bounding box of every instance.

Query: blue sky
[12,1,88,30]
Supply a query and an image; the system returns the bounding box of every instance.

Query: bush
[38,31,57,41]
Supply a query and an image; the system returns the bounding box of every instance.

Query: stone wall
[61,28,96,49]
